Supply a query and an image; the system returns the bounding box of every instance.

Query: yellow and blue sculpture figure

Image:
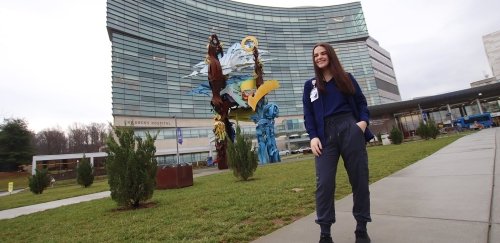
[186,35,280,165]
[251,99,280,163]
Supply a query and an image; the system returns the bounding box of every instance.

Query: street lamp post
[447,104,454,127]
[284,120,290,151]
[174,116,180,165]
[477,93,483,114]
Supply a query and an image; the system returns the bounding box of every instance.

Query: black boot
[319,234,333,243]
[356,221,367,232]
[355,230,371,243]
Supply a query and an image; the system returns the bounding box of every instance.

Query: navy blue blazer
[302,73,370,145]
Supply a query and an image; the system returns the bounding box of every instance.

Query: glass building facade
[367,37,401,104]
[107,0,401,117]
[106,0,401,162]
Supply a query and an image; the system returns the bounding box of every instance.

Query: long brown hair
[313,42,354,95]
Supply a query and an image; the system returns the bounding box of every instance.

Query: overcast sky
[1,0,499,133]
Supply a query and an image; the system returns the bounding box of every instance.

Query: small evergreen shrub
[106,126,158,208]
[389,126,403,145]
[428,121,440,139]
[227,123,258,181]
[416,121,430,139]
[77,155,94,188]
[29,169,50,194]
[416,120,440,140]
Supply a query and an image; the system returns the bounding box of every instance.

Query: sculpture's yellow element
[240,78,256,101]
[212,115,226,142]
[241,36,258,53]
[247,80,280,111]
[228,108,254,122]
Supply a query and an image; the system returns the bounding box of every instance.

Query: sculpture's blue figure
[252,99,280,164]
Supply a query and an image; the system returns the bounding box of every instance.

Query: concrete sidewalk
[0,166,226,220]
[253,128,500,243]
[0,189,24,197]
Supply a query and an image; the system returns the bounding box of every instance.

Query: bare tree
[31,122,110,155]
[68,123,89,153]
[35,128,68,155]
[86,122,108,152]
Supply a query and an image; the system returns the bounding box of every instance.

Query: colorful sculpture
[186,35,280,166]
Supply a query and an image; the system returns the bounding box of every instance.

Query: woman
[302,42,371,243]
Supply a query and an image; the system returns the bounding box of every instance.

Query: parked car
[292,146,312,154]
[279,150,291,156]
[298,146,312,154]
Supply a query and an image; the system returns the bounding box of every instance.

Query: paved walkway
[0,189,24,197]
[0,166,226,220]
[253,128,500,243]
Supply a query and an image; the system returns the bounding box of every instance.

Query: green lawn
[0,135,464,242]
[0,179,110,210]
[0,174,30,191]
[0,171,105,191]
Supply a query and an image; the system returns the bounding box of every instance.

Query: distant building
[483,30,500,79]
[105,0,401,164]
[369,82,500,137]
[470,77,498,87]
[366,37,401,103]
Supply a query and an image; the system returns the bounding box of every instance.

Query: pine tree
[416,119,440,140]
[428,120,440,139]
[29,168,50,194]
[77,155,94,188]
[105,126,158,208]
[389,126,403,145]
[227,123,258,181]
[0,118,35,171]
[416,121,430,139]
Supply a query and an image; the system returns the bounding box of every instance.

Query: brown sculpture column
[207,34,229,170]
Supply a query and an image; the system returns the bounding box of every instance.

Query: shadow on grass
[110,201,158,212]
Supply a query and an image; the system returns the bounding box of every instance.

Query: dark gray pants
[315,113,371,229]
